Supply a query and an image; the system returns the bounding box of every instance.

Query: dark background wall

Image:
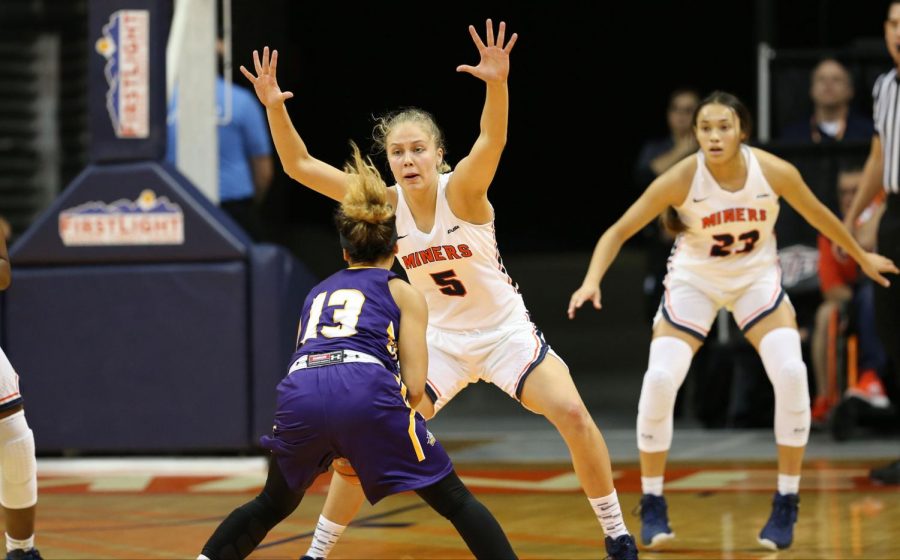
[221,0,893,262]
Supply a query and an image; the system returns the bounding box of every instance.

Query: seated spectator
[779,57,874,144]
[810,166,888,423]
[633,88,700,321]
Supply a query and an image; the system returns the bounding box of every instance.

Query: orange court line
[35,463,900,495]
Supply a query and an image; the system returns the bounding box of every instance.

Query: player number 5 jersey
[394,173,529,331]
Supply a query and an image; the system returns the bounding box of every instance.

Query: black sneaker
[758,492,799,550]
[6,549,42,560]
[870,459,900,485]
[638,493,675,548]
[604,534,638,560]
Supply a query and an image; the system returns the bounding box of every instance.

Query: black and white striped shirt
[873,68,900,194]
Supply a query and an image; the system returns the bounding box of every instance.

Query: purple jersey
[293,267,400,373]
[261,266,453,504]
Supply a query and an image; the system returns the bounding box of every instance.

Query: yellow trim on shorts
[408,410,425,462]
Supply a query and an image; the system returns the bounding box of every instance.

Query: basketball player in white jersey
[239,20,638,560]
[568,91,898,552]
[0,233,41,560]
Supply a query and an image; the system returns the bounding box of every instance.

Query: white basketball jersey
[669,146,780,277]
[394,173,529,331]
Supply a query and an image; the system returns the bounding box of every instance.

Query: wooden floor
[16,458,900,559]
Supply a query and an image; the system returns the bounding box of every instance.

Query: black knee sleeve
[416,471,517,560]
[415,470,472,518]
[201,458,304,560]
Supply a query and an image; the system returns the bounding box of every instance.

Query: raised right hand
[239,46,294,109]
[567,284,602,319]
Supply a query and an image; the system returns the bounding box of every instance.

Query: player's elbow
[407,389,423,409]
[600,225,627,250]
[403,374,425,408]
[280,153,312,182]
[282,160,305,183]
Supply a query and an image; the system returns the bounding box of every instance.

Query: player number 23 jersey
[669,145,780,277]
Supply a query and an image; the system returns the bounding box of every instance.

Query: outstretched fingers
[252,48,262,75]
[262,46,271,73]
[468,24,485,51]
[504,31,518,53]
[239,64,256,83]
[469,19,518,53]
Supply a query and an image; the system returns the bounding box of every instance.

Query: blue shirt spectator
[167,76,273,240]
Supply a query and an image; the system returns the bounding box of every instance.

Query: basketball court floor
[27,412,900,559]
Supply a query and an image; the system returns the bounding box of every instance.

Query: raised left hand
[456,19,518,84]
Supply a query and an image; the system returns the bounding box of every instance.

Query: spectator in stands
[779,57,874,144]
[810,166,888,423]
[633,88,700,321]
[167,39,274,242]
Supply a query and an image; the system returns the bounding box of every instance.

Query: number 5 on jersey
[430,270,467,297]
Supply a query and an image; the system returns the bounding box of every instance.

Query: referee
[845,0,900,485]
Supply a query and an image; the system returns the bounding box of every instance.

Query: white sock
[6,533,34,553]
[305,515,347,559]
[641,476,664,496]
[778,474,801,495]
[589,490,630,539]
[197,556,211,560]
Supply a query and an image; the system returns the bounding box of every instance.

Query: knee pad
[637,337,693,453]
[0,412,36,509]
[759,328,811,446]
[638,368,678,420]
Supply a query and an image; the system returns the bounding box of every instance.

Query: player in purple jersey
[198,144,516,560]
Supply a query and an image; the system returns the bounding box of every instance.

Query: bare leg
[639,451,668,478]
[519,355,613,497]
[4,506,36,541]
[777,445,805,476]
[320,471,365,526]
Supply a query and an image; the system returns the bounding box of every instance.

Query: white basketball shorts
[653,265,789,341]
[423,319,559,413]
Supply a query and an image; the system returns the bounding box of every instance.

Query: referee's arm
[845,134,885,228]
